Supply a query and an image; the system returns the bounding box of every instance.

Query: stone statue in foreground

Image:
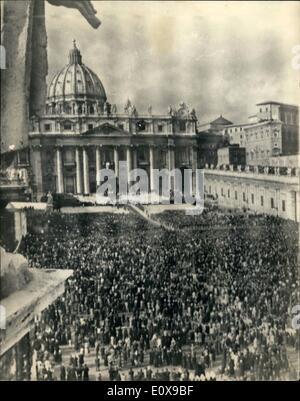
[1,0,100,154]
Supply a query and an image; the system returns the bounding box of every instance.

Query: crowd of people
[21,208,299,381]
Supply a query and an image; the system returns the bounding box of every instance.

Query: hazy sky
[45,1,300,124]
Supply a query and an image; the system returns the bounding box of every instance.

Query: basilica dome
[46,41,107,115]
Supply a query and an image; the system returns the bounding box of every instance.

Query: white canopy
[6,202,47,211]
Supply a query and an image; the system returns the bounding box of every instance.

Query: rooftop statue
[1,0,100,154]
[111,104,118,114]
[124,99,132,113]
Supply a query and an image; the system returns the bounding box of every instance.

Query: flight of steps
[128,204,175,231]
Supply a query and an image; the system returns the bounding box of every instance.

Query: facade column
[149,145,155,192]
[126,146,132,184]
[191,145,198,194]
[296,191,299,223]
[75,148,82,194]
[168,146,175,170]
[114,146,119,178]
[56,147,64,193]
[132,147,138,169]
[83,147,90,195]
[168,145,175,190]
[96,146,102,187]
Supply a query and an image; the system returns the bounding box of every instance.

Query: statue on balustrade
[168,106,175,117]
[189,108,197,119]
[130,105,138,117]
[124,99,132,113]
[111,104,118,115]
[104,101,111,116]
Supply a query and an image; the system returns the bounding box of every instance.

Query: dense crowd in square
[20,208,299,381]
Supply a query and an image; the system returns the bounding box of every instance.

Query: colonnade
[56,145,197,195]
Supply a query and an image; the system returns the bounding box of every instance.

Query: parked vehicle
[52,193,93,209]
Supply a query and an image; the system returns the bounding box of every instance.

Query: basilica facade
[29,42,198,199]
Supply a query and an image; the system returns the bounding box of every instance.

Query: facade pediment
[82,122,129,136]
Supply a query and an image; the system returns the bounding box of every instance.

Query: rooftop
[6,202,47,211]
[211,115,233,125]
[256,101,298,108]
[223,122,253,128]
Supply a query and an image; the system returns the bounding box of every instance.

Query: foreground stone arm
[1,0,47,154]
[47,0,101,28]
[1,0,100,154]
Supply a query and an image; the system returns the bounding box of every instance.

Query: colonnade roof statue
[0,0,101,154]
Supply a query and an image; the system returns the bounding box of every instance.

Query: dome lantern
[69,40,82,65]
